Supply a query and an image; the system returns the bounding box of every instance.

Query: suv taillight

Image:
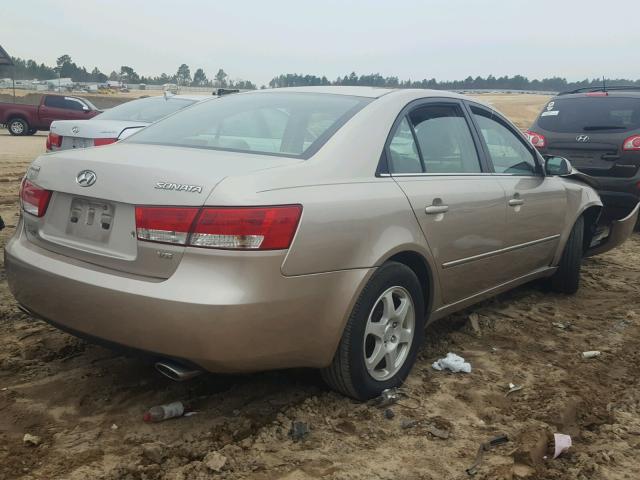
[623,135,640,151]
[135,205,302,250]
[525,130,546,148]
[20,179,52,217]
[46,132,62,151]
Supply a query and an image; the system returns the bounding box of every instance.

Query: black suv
[527,86,640,221]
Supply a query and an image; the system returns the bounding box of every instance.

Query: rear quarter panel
[206,174,443,309]
[552,179,602,265]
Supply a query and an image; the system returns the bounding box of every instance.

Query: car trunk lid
[25,143,300,278]
[50,119,148,150]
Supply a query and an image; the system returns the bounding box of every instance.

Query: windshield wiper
[583,125,627,131]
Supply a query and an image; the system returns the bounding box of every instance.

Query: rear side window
[388,118,422,173]
[44,96,65,108]
[44,96,86,111]
[537,97,640,133]
[409,104,481,173]
[387,103,481,174]
[472,107,538,175]
[128,92,371,158]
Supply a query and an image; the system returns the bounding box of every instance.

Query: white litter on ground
[431,353,472,373]
[553,433,572,458]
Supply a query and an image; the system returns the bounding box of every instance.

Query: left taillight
[134,205,303,250]
[525,130,546,148]
[135,207,199,245]
[20,179,52,217]
[46,132,62,151]
[94,138,118,147]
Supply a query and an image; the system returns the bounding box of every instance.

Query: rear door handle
[508,199,524,207]
[425,205,449,214]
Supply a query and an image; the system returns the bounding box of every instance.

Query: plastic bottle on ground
[143,401,189,422]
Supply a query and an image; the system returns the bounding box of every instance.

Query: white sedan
[46,94,208,151]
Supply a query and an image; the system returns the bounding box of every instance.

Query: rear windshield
[537,97,640,133]
[127,92,372,158]
[96,96,196,123]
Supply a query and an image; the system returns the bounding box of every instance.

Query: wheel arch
[383,250,435,319]
[7,114,30,130]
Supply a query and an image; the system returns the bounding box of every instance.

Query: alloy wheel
[362,286,415,381]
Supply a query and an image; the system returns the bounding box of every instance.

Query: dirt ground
[1,95,639,480]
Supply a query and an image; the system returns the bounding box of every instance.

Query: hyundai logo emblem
[76,170,97,187]
[576,135,590,142]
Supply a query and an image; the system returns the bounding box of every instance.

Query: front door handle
[508,198,524,207]
[425,204,449,214]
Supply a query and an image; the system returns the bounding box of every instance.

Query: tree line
[268,72,640,92]
[1,55,256,89]
[2,54,640,93]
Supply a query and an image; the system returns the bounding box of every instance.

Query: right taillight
[134,205,302,250]
[20,179,52,217]
[46,132,62,151]
[623,135,640,151]
[525,130,546,148]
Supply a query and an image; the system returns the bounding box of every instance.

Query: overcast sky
[3,0,638,86]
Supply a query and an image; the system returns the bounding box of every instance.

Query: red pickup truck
[0,94,101,136]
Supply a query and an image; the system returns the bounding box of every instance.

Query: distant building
[43,77,74,87]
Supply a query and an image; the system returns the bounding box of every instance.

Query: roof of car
[247,86,478,101]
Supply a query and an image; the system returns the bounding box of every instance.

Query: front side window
[128,92,371,158]
[472,107,538,175]
[63,97,87,111]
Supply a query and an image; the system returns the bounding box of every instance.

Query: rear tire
[550,216,584,294]
[8,118,28,136]
[321,262,425,400]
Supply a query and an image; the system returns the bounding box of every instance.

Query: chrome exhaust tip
[155,361,202,382]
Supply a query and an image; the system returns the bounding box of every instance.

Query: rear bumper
[586,202,639,257]
[586,171,640,206]
[5,224,372,372]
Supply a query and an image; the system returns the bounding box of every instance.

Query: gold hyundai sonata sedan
[6,87,637,399]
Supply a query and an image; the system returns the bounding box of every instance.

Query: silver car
[6,87,638,399]
[47,94,209,151]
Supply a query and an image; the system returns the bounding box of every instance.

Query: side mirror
[82,105,90,112]
[544,155,572,176]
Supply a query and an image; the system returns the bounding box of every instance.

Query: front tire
[550,216,584,294]
[321,262,425,400]
[27,128,37,135]
[8,118,29,136]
